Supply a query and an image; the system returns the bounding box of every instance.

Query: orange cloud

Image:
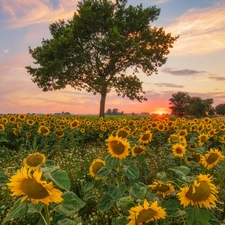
[166,5,225,56]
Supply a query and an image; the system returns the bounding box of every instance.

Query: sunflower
[26,132,32,138]
[198,133,210,146]
[17,122,22,128]
[106,135,130,159]
[18,114,26,120]
[23,153,46,170]
[127,200,166,225]
[116,128,129,138]
[178,129,188,137]
[54,129,64,138]
[157,123,165,132]
[188,143,198,151]
[149,181,175,198]
[172,143,186,157]
[168,134,180,144]
[131,145,146,156]
[2,118,8,124]
[89,159,105,179]
[185,153,202,165]
[197,123,205,133]
[138,131,153,144]
[9,115,17,124]
[0,124,5,131]
[177,174,218,208]
[69,119,80,129]
[38,125,50,136]
[219,124,225,131]
[219,135,225,144]
[201,148,225,170]
[26,119,35,126]
[7,167,63,205]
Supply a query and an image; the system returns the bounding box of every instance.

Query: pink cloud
[1,0,79,28]
[166,5,225,56]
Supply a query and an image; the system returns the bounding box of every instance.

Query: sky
[0,0,225,115]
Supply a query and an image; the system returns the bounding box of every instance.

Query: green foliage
[2,198,28,224]
[169,91,215,117]
[186,206,210,225]
[55,191,86,215]
[215,103,225,115]
[2,114,225,224]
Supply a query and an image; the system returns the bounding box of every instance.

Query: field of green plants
[1,114,225,225]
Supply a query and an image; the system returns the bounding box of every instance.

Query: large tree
[215,103,225,115]
[169,92,191,116]
[187,97,214,117]
[169,92,214,117]
[26,0,178,117]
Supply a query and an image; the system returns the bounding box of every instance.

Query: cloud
[0,0,79,28]
[3,49,9,53]
[154,83,184,88]
[166,5,225,56]
[153,0,170,4]
[209,76,225,81]
[162,68,206,76]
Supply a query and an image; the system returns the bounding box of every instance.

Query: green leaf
[162,199,182,217]
[57,218,81,225]
[112,216,128,225]
[156,171,167,180]
[98,194,115,211]
[55,191,85,215]
[2,198,28,224]
[121,163,140,179]
[169,166,190,179]
[96,166,111,178]
[129,183,147,199]
[27,202,44,214]
[186,206,210,225]
[140,160,150,177]
[108,183,127,200]
[117,196,134,208]
[0,137,9,142]
[46,170,71,191]
[208,213,221,225]
[105,154,120,169]
[0,167,8,185]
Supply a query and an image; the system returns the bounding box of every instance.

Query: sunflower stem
[44,205,51,225]
[39,211,48,225]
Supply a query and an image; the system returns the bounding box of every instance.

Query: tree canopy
[169,92,215,117]
[215,104,225,115]
[26,0,178,117]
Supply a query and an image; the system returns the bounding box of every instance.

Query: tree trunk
[99,93,106,118]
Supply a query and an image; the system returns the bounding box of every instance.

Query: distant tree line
[105,108,124,115]
[169,91,225,117]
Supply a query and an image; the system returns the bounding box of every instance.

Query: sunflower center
[93,162,104,174]
[117,130,128,138]
[200,136,207,142]
[142,133,150,141]
[206,153,219,164]
[156,184,170,192]
[185,181,210,202]
[175,147,183,154]
[26,154,44,167]
[21,178,49,199]
[110,141,125,155]
[134,147,144,154]
[40,127,48,133]
[136,209,157,223]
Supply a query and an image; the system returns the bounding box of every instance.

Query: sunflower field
[1,114,225,225]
